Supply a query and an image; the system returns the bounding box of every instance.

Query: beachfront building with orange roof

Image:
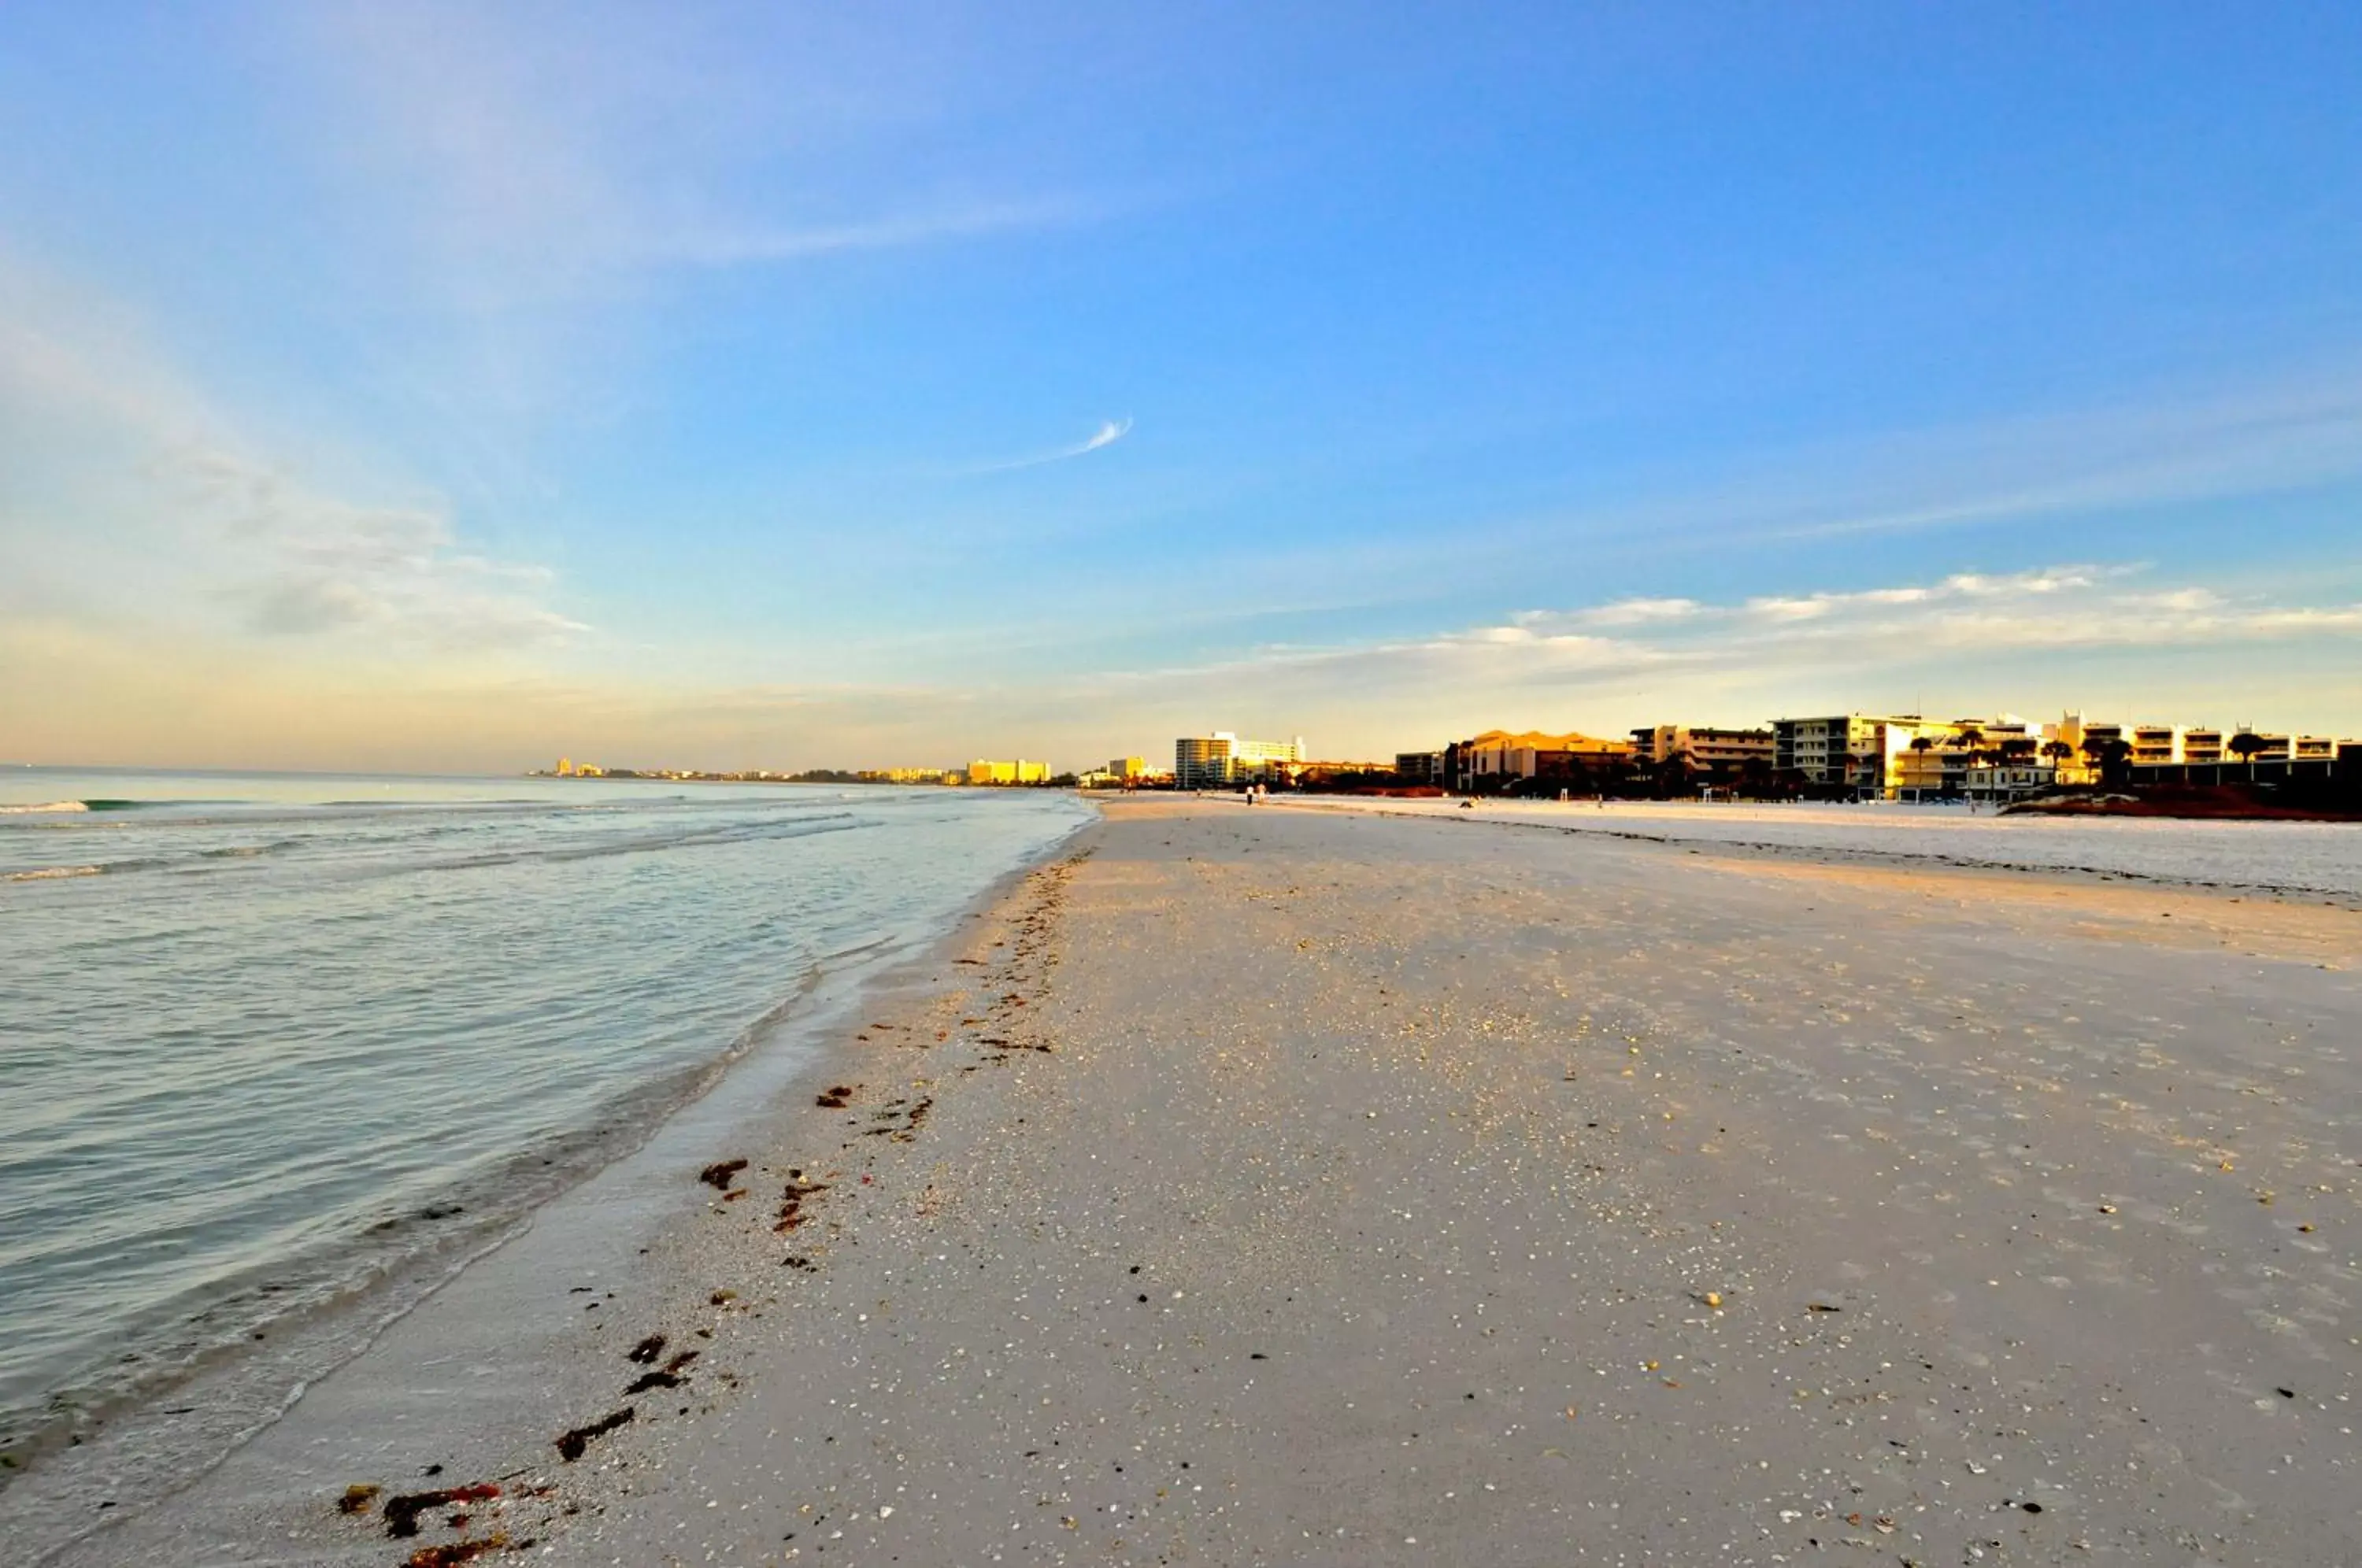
[1445,728,1636,794]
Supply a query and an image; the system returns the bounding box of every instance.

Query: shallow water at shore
[0,767,1087,1473]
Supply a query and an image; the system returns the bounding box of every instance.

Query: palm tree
[1661,749,1695,799]
[2082,735,2133,786]
[1907,734,1938,800]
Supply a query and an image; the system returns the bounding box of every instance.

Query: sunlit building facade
[1175,733,1305,788]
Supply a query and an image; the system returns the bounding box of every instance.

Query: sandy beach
[19,797,2360,1567]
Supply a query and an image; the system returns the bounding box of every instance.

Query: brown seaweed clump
[383,1483,500,1537]
[554,1407,635,1461]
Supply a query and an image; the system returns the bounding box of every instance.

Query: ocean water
[0,767,1089,1472]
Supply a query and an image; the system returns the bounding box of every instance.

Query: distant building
[1175,733,1305,789]
[1108,756,1150,780]
[556,757,574,777]
[968,760,1050,786]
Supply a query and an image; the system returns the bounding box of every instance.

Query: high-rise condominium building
[1174,733,1305,788]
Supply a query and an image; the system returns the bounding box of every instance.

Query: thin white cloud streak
[971,418,1135,474]
[1383,367,2362,590]
[875,363,2362,653]
[665,198,1098,268]
[1706,377,2362,545]
[289,6,1101,303]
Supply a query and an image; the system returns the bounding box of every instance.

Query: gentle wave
[0,813,864,887]
[0,793,799,836]
[0,798,188,820]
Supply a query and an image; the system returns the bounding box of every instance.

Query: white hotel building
[1175,733,1305,789]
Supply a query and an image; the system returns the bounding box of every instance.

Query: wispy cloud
[1030,563,2362,752]
[1540,596,1703,628]
[1368,565,2360,669]
[165,446,589,649]
[973,417,1135,474]
[665,198,1097,268]
[0,254,584,653]
[288,6,1104,302]
[1338,368,2362,600]
[10,558,2354,772]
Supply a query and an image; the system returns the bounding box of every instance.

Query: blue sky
[3,2,2359,770]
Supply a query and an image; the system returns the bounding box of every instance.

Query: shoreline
[30,799,2362,1565]
[2,807,1095,1567]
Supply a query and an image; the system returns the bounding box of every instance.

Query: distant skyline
[4,3,2360,772]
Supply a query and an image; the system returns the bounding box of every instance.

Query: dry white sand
[23,798,2360,1566]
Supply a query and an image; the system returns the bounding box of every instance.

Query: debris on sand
[776,1175,831,1232]
[626,1334,666,1364]
[624,1349,700,1395]
[555,1408,635,1462]
[383,1483,501,1537]
[698,1159,748,1190]
[336,1483,381,1514]
[403,1536,512,1567]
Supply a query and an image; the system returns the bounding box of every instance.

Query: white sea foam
[0,801,91,815]
[2,864,102,882]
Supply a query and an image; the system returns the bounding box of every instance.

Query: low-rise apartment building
[1394,751,1443,786]
[1771,715,1870,786]
[1627,724,1775,773]
[1775,714,2038,798]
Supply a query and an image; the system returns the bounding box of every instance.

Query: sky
[2,2,2360,773]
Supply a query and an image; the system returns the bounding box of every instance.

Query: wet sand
[25,798,2361,1566]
